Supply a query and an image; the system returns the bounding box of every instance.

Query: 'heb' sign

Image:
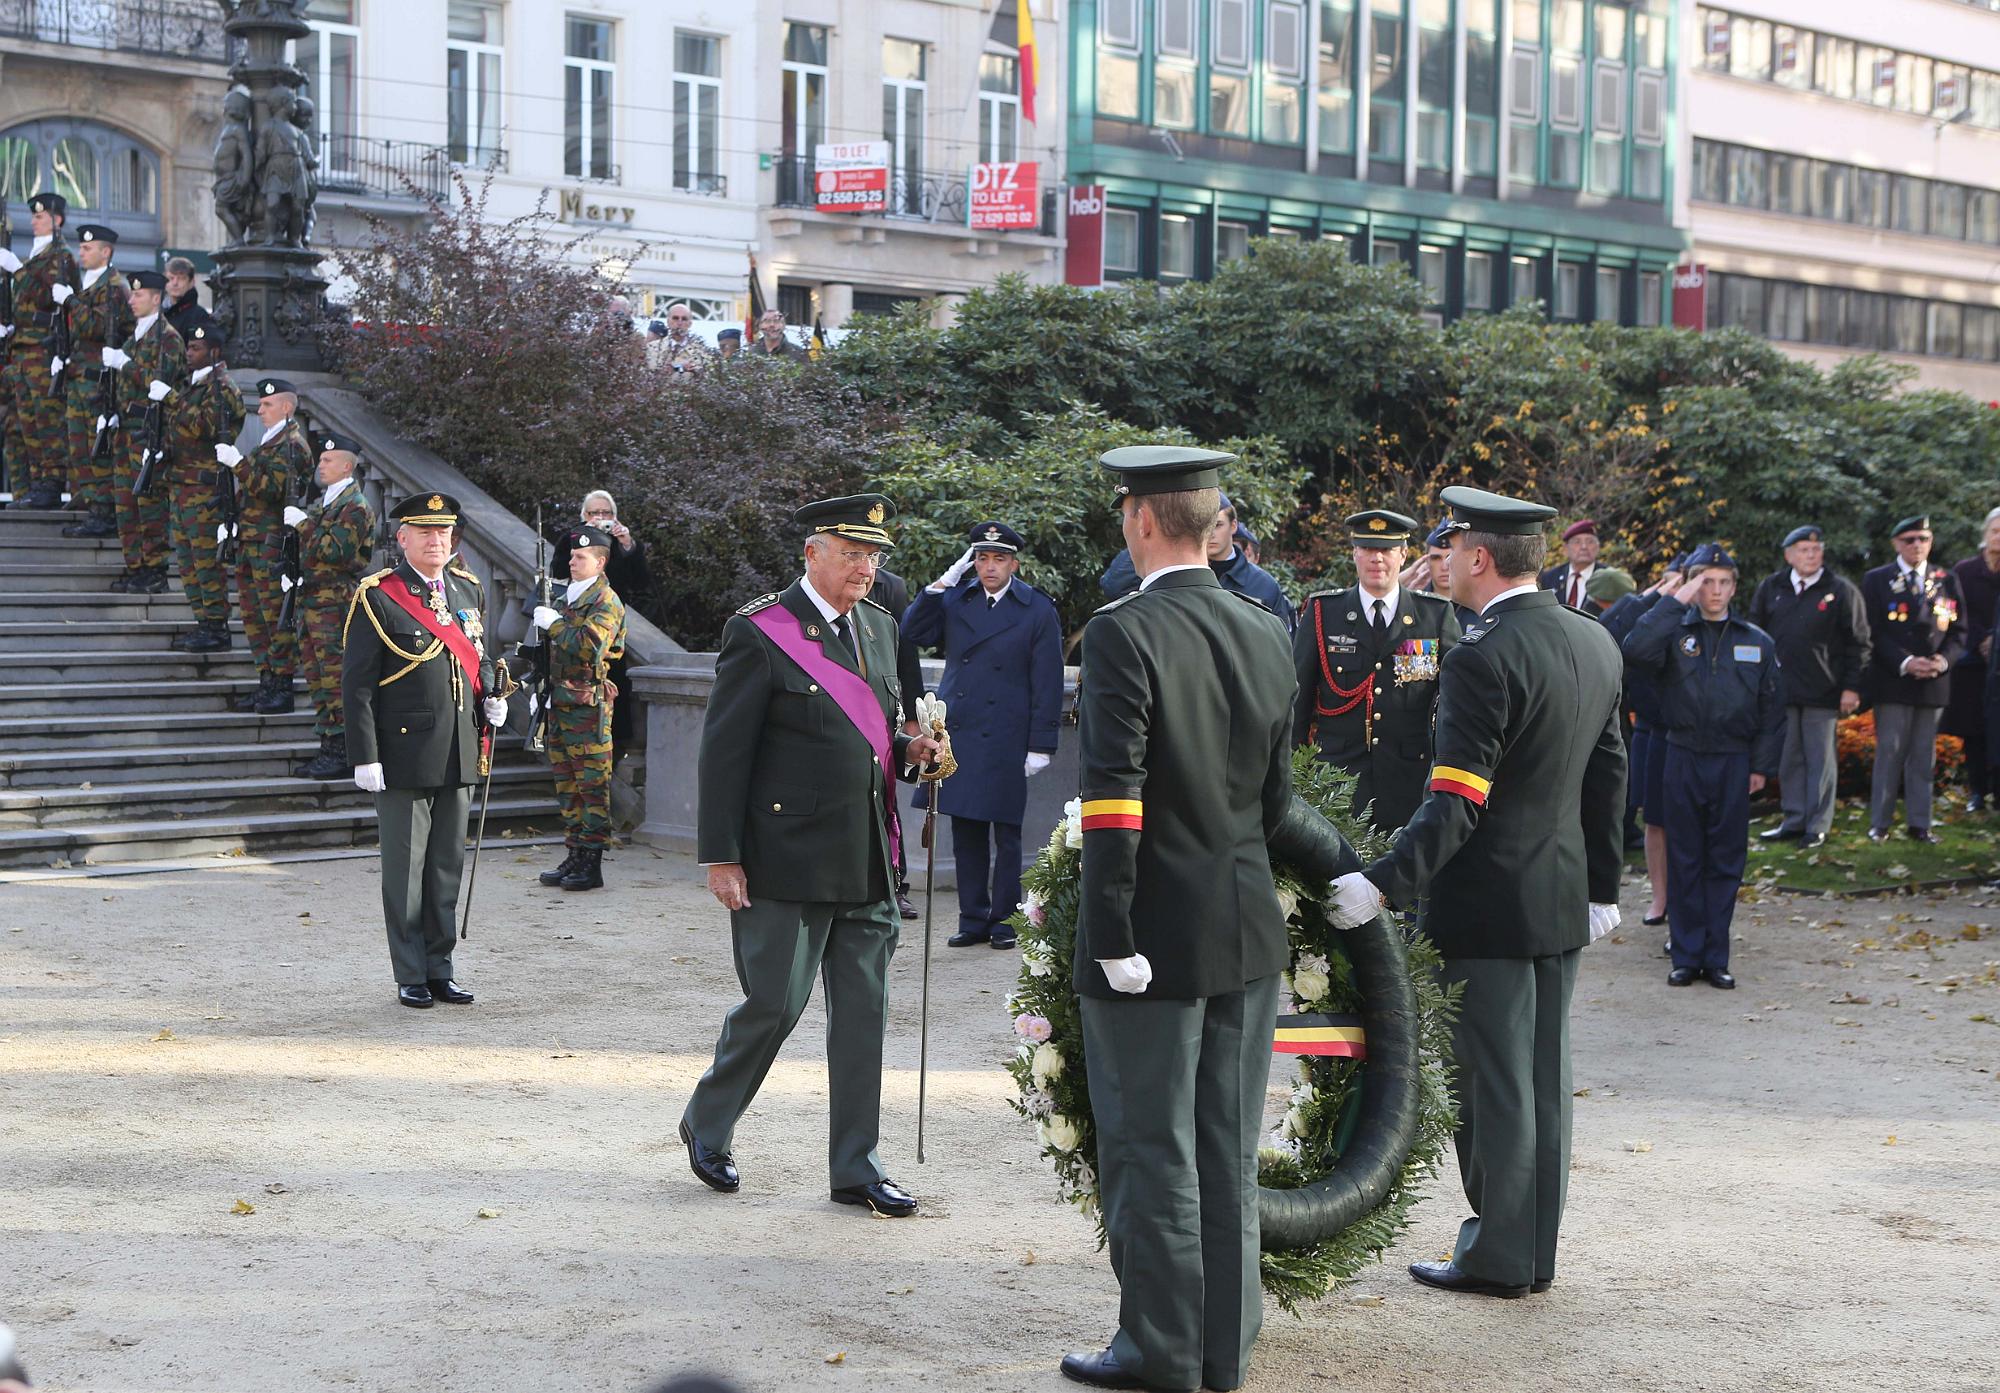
[969,161,1039,230]
[814,142,890,214]
[560,189,636,225]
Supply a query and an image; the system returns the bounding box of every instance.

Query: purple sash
[749,602,904,873]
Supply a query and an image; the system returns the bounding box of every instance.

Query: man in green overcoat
[681,494,940,1216]
[1061,447,1296,1393]
[1329,485,1627,1299]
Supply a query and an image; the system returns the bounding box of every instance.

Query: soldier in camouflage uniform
[216,378,313,713]
[105,270,186,593]
[2,192,80,510]
[290,430,376,779]
[56,225,133,539]
[163,312,245,653]
[532,524,627,891]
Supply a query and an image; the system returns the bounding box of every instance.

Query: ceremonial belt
[1309,598,1377,747]
[749,602,905,875]
[378,579,485,703]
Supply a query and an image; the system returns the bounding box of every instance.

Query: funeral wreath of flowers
[1006,752,1459,1313]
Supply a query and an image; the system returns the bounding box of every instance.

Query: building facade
[1681,1,2000,395]
[0,2,232,269]
[1065,0,1686,324]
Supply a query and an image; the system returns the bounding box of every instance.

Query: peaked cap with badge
[797,493,896,548]
[392,492,459,528]
[969,521,1024,553]
[1436,484,1559,536]
[1346,509,1419,548]
[1099,444,1234,496]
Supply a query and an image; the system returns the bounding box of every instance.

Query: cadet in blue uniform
[902,521,1063,949]
[1600,555,1690,933]
[1099,491,1293,629]
[1622,544,1784,988]
[1292,509,1461,831]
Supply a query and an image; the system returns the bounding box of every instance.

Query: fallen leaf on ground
[230,1199,255,1216]
[1346,1293,1384,1307]
[264,1183,288,1195]
[824,1352,846,1365]
[1883,1135,1899,1146]
[1021,1250,1037,1265]
[477,1207,501,1219]
[1572,1087,1590,1097]
[1623,1140,1653,1153]
[886,1285,914,1296]
[151,1028,175,1042]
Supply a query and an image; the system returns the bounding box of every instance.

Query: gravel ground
[1,845,1996,1393]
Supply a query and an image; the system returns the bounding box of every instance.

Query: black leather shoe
[427,978,474,1004]
[1867,827,1892,843]
[946,930,990,947]
[1758,826,1803,842]
[895,891,919,920]
[1059,1348,1148,1389]
[990,929,1017,949]
[679,1120,739,1193]
[1641,913,1667,927]
[1530,1278,1554,1293]
[1907,827,1942,844]
[1667,967,1699,986]
[1408,1260,1528,1298]
[1704,969,1736,990]
[830,1178,917,1217]
[1801,833,1827,849]
[398,984,434,1008]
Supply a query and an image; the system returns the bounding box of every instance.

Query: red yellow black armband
[1429,765,1492,805]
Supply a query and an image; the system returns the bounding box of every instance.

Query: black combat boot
[539,848,582,887]
[233,670,272,713]
[303,734,351,781]
[61,501,114,538]
[170,625,197,651]
[108,567,136,593]
[136,564,169,595]
[292,734,329,778]
[559,847,604,891]
[11,477,62,509]
[254,673,296,715]
[183,622,231,654]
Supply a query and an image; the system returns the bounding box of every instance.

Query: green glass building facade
[1070,0,1689,323]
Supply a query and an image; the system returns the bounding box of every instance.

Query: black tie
[989,592,1001,609]
[831,613,851,647]
[1371,599,1387,639]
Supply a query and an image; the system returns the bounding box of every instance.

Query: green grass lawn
[1745,799,2000,895]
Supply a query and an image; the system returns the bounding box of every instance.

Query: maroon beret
[1561,519,1597,542]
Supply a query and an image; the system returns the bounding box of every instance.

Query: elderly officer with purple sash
[680,493,941,1217]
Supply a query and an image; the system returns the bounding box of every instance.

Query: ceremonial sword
[914,692,957,1163]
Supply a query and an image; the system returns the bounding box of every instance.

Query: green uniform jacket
[115,315,187,415]
[1073,567,1297,1001]
[341,561,496,789]
[1363,589,1626,959]
[238,418,312,529]
[11,237,78,348]
[299,482,376,601]
[62,269,134,383]
[548,575,627,703]
[1292,587,1462,830]
[697,580,916,903]
[166,368,247,472]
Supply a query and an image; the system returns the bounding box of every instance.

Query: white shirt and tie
[1362,585,1401,638]
[1563,564,1596,609]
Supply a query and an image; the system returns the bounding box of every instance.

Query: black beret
[1782,525,1823,548]
[128,269,167,292]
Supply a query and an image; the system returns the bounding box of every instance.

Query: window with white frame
[1159,212,1196,279]
[564,15,614,179]
[1099,0,1142,117]
[674,32,722,193]
[882,39,926,214]
[979,53,1020,162]
[1104,208,1142,273]
[1210,0,1252,136]
[297,0,359,176]
[1509,0,1542,182]
[1218,220,1252,261]
[782,23,828,159]
[446,2,503,168]
[1265,0,1306,142]
[1465,250,1495,309]
[1157,0,1198,128]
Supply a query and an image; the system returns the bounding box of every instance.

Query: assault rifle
[131,393,169,498]
[89,288,119,467]
[515,501,555,754]
[273,429,312,635]
[215,401,242,567]
[46,274,72,402]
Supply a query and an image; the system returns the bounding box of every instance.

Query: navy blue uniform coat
[902,577,1063,825]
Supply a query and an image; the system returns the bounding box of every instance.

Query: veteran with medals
[681,494,940,1216]
[1293,509,1461,832]
[341,493,505,1009]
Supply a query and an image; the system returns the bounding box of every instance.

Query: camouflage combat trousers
[550,693,615,848]
[2,348,70,489]
[298,588,350,737]
[168,467,231,628]
[114,434,170,572]
[235,516,295,677]
[63,376,117,511]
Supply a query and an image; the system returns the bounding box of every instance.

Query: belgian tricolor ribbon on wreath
[1273,1013,1367,1059]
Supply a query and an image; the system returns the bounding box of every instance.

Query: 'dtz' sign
[968,161,1040,230]
[814,141,889,214]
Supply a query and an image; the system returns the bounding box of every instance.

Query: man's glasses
[836,549,886,570]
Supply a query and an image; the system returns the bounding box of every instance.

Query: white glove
[0,323,12,338]
[1024,752,1051,778]
[50,282,73,305]
[49,356,65,376]
[147,378,172,402]
[1587,903,1621,944]
[102,347,130,370]
[915,692,947,730]
[353,763,386,793]
[531,605,560,632]
[1327,871,1385,929]
[279,572,295,594]
[214,443,243,468]
[190,365,214,384]
[216,523,231,544]
[281,504,308,528]
[0,248,21,273]
[483,697,508,726]
[931,546,977,591]
[1098,954,1154,994]
[93,414,107,434]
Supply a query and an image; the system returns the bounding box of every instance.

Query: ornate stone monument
[208,0,329,371]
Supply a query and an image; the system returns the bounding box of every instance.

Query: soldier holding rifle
[532,523,627,892]
[161,314,244,654]
[104,269,184,595]
[1,192,78,511]
[215,378,313,713]
[56,224,132,540]
[291,431,376,780]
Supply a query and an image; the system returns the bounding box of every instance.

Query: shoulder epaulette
[447,563,480,584]
[1226,589,1276,616]
[1459,620,1492,643]
[737,593,780,616]
[858,594,893,616]
[1406,588,1451,608]
[1094,591,1140,615]
[356,568,390,590]
[1303,587,1351,604]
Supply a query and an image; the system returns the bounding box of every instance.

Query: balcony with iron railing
[0,0,229,62]
[318,136,506,205]
[774,156,1057,236]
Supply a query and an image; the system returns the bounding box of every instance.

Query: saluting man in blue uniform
[903,521,1064,950]
[1622,544,1785,989]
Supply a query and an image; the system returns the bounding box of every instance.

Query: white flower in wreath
[1062,797,1085,849]
[1030,1042,1065,1087]
[1040,1113,1082,1152]
[1292,951,1331,1005]
[1022,1087,1056,1118]
[1020,890,1047,928]
[1281,1084,1317,1140]
[1275,887,1299,921]
[1022,940,1055,977]
[1076,1163,1096,1192]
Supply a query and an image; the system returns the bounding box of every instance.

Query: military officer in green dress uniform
[1061,447,1296,1393]
[341,493,505,1009]
[1329,486,1627,1300]
[681,494,941,1216]
[1293,509,1462,831]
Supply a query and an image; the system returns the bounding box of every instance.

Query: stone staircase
[0,506,558,874]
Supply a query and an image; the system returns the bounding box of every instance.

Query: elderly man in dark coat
[902,521,1064,950]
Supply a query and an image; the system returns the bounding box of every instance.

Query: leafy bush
[1834,711,1966,797]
